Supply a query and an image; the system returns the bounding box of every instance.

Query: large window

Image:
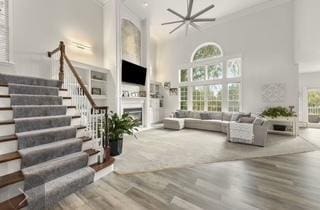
[0,0,9,62]
[180,87,188,110]
[228,83,241,112]
[179,43,241,112]
[192,86,205,111]
[207,85,223,112]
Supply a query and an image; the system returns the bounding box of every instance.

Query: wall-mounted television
[122,60,147,86]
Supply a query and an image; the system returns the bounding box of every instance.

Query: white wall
[299,72,320,122]
[156,2,298,116]
[1,0,104,77]
[294,0,320,72]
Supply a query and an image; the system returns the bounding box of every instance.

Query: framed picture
[164,82,171,89]
[92,88,102,95]
[169,88,178,96]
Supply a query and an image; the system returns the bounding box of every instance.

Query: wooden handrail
[48,41,108,110]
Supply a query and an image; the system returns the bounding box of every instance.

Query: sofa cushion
[238,117,256,124]
[175,110,190,118]
[191,112,201,119]
[200,113,211,120]
[220,121,230,134]
[209,112,223,120]
[222,112,233,121]
[184,119,222,132]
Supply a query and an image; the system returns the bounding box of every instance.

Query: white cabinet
[150,99,164,124]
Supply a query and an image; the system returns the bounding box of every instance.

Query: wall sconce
[68,39,92,54]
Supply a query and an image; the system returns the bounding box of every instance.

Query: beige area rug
[114,128,318,174]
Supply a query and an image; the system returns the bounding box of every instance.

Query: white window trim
[179,55,242,112]
[0,0,14,66]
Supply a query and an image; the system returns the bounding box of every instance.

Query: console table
[266,117,298,136]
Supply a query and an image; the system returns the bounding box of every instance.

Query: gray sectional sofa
[163,111,268,146]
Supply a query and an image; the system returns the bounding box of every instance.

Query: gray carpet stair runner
[0,73,95,209]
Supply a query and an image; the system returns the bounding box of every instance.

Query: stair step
[0,156,112,189]
[0,73,62,88]
[0,125,85,143]
[22,152,89,191]
[7,83,59,96]
[0,156,113,209]
[19,138,83,168]
[0,115,81,137]
[26,167,95,209]
[0,194,27,210]
[0,95,72,107]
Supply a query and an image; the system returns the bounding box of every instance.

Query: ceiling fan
[162,0,216,35]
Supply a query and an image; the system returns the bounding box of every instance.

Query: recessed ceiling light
[143,2,149,8]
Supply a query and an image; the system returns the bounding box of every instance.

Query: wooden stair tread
[0,95,71,99]
[0,194,27,210]
[0,83,67,91]
[0,106,76,111]
[0,149,97,164]
[0,115,81,125]
[0,152,20,163]
[91,157,115,172]
[0,135,17,142]
[0,171,24,188]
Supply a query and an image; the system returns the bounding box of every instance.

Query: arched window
[191,43,223,62]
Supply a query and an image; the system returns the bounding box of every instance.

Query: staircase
[0,42,113,209]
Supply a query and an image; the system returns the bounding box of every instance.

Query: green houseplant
[106,112,139,156]
[261,106,296,119]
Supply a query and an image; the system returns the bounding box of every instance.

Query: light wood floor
[54,150,320,210]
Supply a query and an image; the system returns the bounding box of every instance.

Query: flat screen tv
[122,60,147,86]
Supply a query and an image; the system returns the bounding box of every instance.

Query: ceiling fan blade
[167,9,185,20]
[186,0,194,18]
[162,20,185,26]
[170,22,185,34]
[193,18,216,22]
[190,4,215,19]
[190,22,201,31]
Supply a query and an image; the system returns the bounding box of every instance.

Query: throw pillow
[238,117,256,124]
[222,112,233,121]
[232,112,251,121]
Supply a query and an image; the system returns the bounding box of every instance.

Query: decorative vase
[110,138,123,156]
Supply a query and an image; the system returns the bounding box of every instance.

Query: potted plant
[261,106,296,119]
[106,112,139,156]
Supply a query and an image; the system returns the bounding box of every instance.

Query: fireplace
[123,108,143,126]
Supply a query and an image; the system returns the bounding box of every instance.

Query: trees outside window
[180,87,188,110]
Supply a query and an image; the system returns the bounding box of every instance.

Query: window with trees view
[208,85,223,111]
[192,43,223,61]
[180,87,188,110]
[179,43,241,112]
[193,86,205,111]
[228,83,241,112]
[180,69,188,82]
[192,66,206,81]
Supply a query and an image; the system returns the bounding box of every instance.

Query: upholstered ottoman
[163,118,185,130]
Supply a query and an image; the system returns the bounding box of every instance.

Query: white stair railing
[48,42,109,163]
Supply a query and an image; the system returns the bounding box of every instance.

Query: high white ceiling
[123,0,271,41]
